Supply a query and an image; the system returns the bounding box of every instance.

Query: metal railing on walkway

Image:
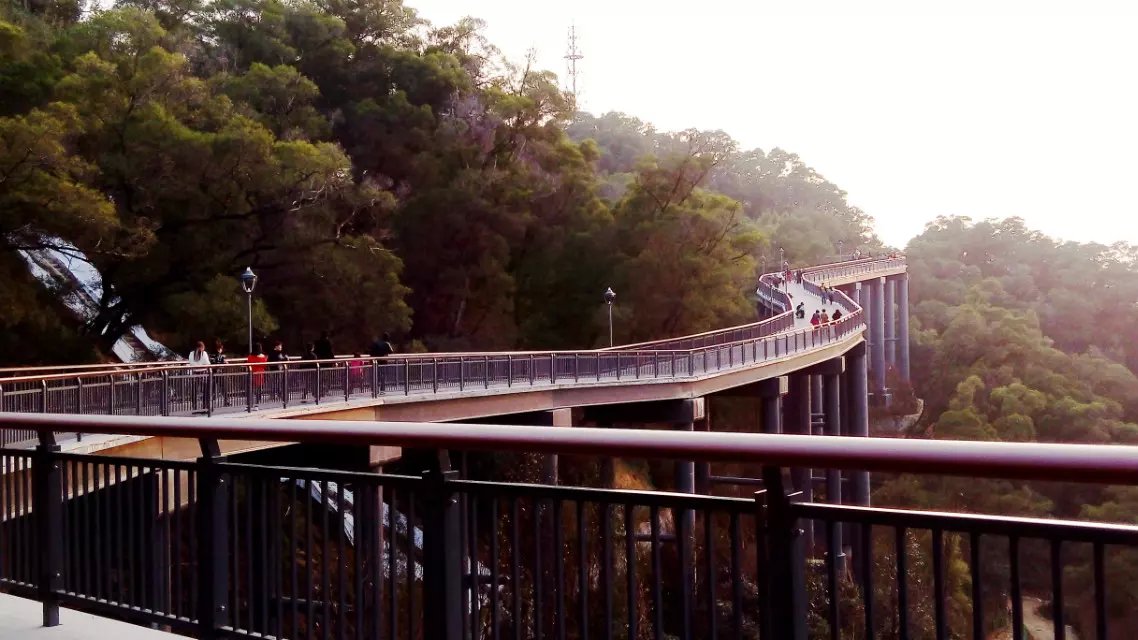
[0,261,901,431]
[0,412,1133,640]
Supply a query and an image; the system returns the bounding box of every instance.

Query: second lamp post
[603,287,616,347]
[239,267,258,356]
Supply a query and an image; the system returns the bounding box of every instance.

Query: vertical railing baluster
[35,431,63,627]
[196,439,230,640]
[422,467,462,640]
[970,532,982,640]
[1051,539,1064,640]
[1011,535,1023,638]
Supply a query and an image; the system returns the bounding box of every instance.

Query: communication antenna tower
[564,24,584,107]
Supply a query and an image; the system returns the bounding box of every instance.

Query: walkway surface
[0,594,173,640]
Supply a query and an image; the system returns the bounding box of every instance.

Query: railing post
[654,352,660,378]
[372,360,379,398]
[196,439,230,640]
[507,356,513,387]
[160,372,168,416]
[421,468,462,640]
[40,380,47,413]
[77,378,84,415]
[316,363,323,404]
[246,365,253,412]
[345,363,351,401]
[529,355,535,385]
[433,358,439,393]
[550,354,556,384]
[282,364,290,408]
[759,466,807,640]
[404,360,410,395]
[135,373,143,415]
[616,353,621,380]
[459,357,465,391]
[107,375,115,415]
[484,356,490,389]
[574,354,579,381]
[596,353,601,381]
[688,352,694,375]
[35,431,63,627]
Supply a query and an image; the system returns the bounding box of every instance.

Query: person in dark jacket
[209,339,230,406]
[300,343,318,402]
[314,332,334,361]
[267,340,288,401]
[369,333,394,358]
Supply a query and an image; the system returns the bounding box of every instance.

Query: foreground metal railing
[0,413,1134,640]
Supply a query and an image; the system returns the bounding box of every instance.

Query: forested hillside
[883,216,1138,637]
[0,0,876,364]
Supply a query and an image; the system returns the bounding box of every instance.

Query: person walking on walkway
[300,342,318,402]
[315,331,334,361]
[247,342,268,409]
[369,332,395,393]
[187,341,210,412]
[267,340,288,400]
[209,339,230,407]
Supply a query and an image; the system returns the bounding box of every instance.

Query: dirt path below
[1020,597,1079,640]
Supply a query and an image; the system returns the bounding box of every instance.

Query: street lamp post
[239,267,258,355]
[838,240,844,258]
[603,287,616,347]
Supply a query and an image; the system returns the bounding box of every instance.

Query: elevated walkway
[0,257,906,462]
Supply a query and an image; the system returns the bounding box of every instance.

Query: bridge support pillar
[870,276,887,403]
[539,408,573,484]
[898,272,911,383]
[822,361,847,574]
[786,374,814,552]
[845,343,872,582]
[885,276,897,369]
[695,413,712,495]
[810,375,823,435]
[758,377,787,435]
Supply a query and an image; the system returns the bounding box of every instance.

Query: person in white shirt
[187,341,210,411]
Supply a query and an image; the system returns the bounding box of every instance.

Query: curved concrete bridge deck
[0,257,908,459]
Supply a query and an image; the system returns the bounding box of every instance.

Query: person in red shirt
[247,342,268,408]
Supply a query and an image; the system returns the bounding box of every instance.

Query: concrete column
[884,276,897,369]
[847,343,870,504]
[541,408,573,484]
[870,277,887,398]
[898,272,911,383]
[786,374,813,551]
[759,377,786,435]
[695,416,711,495]
[810,375,823,435]
[823,368,846,572]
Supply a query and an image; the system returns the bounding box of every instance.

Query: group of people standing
[184,331,396,411]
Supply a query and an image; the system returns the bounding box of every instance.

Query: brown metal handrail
[5,412,1138,485]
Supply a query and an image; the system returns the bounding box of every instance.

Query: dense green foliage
[0,0,876,362]
[885,215,1138,637]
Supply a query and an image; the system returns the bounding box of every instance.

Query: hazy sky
[409,0,1138,248]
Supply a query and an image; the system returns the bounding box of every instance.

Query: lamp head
[603,287,616,304]
[239,267,258,293]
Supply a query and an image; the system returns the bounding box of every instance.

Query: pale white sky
[410,0,1138,248]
